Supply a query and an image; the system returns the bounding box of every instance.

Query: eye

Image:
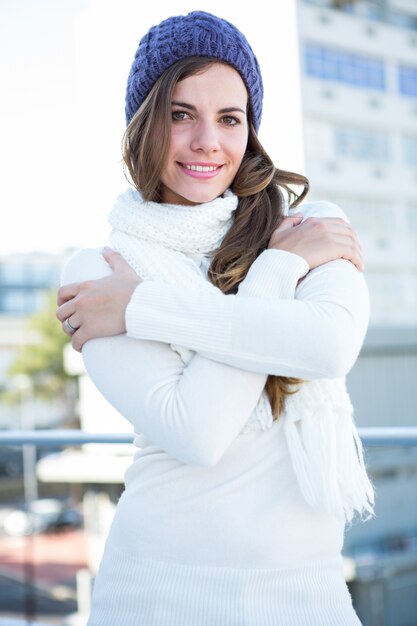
[220,115,241,126]
[172,110,190,121]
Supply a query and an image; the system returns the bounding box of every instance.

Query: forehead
[173,63,248,108]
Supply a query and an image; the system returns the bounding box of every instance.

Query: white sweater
[61,201,368,625]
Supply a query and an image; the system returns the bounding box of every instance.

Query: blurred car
[44,506,83,533]
[0,446,23,477]
[2,498,83,536]
[0,445,64,478]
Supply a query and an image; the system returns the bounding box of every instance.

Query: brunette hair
[122,57,309,418]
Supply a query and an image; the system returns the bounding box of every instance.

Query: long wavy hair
[122,57,310,418]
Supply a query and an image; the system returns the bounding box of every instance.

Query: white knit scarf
[108,187,374,524]
[108,187,238,288]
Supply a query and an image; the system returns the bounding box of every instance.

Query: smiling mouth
[178,162,223,172]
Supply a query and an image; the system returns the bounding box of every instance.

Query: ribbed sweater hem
[88,548,361,626]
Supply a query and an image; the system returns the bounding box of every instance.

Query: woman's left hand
[56,247,142,352]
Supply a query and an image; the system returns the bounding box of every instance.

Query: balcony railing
[1,427,417,626]
[1,427,417,446]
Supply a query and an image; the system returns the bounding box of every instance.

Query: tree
[6,292,77,413]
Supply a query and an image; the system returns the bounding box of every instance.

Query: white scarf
[108,187,238,288]
[108,187,374,524]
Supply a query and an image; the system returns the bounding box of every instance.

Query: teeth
[183,164,219,172]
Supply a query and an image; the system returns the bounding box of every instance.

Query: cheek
[168,125,186,151]
[230,135,248,167]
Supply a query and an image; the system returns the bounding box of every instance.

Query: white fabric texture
[60,190,373,625]
[108,188,374,524]
[108,186,238,285]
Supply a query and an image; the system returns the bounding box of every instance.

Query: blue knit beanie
[125,11,263,132]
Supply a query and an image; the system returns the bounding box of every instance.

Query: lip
[177,161,224,179]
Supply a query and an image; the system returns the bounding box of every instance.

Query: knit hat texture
[125,11,263,131]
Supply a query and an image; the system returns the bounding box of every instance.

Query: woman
[56,11,374,625]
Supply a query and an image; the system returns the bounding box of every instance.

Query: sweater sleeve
[125,201,370,379]
[60,247,299,466]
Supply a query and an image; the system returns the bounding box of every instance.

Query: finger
[62,321,74,337]
[332,234,364,271]
[56,301,76,323]
[102,247,128,271]
[57,283,81,306]
[61,323,82,350]
[303,216,352,227]
[103,247,141,283]
[343,254,364,272]
[302,218,359,245]
[67,315,80,332]
[275,216,303,232]
[72,331,84,353]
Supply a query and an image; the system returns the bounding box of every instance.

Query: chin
[188,191,222,204]
[163,183,229,206]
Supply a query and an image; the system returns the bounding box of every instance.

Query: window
[389,13,417,30]
[334,126,389,160]
[302,0,417,31]
[403,136,417,166]
[0,264,26,286]
[398,66,417,98]
[351,1,384,21]
[30,262,60,287]
[0,288,46,315]
[0,260,60,288]
[304,43,386,90]
[1,289,28,314]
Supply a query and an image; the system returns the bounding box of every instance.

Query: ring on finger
[64,318,77,334]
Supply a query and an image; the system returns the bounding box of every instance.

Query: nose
[190,120,221,153]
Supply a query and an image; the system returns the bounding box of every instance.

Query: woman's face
[160,63,249,205]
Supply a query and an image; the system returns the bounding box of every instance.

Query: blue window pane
[304,43,385,91]
[389,13,417,30]
[367,59,386,89]
[305,50,324,76]
[354,64,368,87]
[398,66,417,98]
[323,50,338,80]
[338,56,357,84]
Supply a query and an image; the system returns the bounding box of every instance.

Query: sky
[0,0,304,255]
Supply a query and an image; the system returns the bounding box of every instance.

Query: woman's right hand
[268,214,364,272]
[56,247,142,352]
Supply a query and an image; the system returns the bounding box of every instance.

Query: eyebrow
[171,101,246,115]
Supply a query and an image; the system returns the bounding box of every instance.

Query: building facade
[298,0,417,325]
[297,2,417,624]
[0,252,68,316]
